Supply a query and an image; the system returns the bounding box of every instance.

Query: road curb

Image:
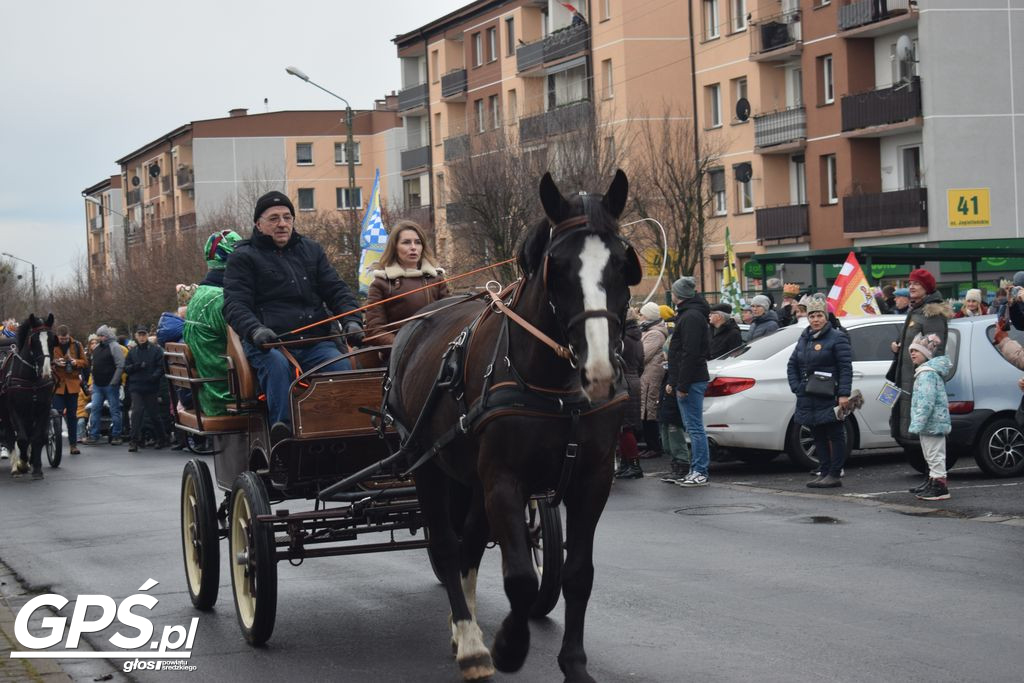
[0,563,73,683]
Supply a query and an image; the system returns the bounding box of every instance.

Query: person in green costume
[183,229,244,416]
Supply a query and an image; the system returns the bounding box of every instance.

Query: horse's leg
[417,462,494,680]
[557,451,614,683]
[486,472,538,673]
[29,407,46,475]
[458,483,490,623]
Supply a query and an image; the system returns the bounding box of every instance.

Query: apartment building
[85,104,402,285]
[82,175,123,285]
[394,0,690,268]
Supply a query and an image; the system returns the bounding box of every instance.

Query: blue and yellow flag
[357,169,386,294]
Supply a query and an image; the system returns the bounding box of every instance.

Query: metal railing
[401,145,430,171]
[756,204,809,241]
[843,187,927,233]
[90,214,103,231]
[176,166,194,188]
[161,176,171,193]
[444,135,469,161]
[754,106,806,148]
[179,212,197,231]
[397,82,428,111]
[445,202,471,224]
[126,188,141,205]
[519,100,593,143]
[841,78,922,131]
[839,0,913,32]
[516,22,589,72]
[751,11,801,55]
[441,69,467,98]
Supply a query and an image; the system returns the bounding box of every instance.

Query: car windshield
[717,325,804,360]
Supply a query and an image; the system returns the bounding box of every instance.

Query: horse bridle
[10,326,52,380]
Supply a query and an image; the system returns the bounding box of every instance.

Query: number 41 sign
[947,188,991,228]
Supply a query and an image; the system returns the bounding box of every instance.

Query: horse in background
[386,171,640,681]
[0,313,56,479]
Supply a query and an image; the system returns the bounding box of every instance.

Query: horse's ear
[539,172,569,224]
[602,169,629,220]
[27,314,38,328]
[518,225,551,278]
[45,313,54,328]
[623,244,643,286]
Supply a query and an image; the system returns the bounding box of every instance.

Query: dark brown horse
[386,171,640,681]
[0,313,56,479]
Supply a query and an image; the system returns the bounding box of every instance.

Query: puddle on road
[674,504,765,516]
[795,515,844,524]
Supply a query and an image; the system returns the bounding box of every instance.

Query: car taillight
[706,377,755,397]
[948,401,974,414]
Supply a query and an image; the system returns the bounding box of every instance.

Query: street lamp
[285,66,358,219]
[2,252,37,312]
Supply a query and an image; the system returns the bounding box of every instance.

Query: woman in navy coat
[786,296,853,488]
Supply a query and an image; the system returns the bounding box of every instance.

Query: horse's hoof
[458,652,495,681]
[491,624,530,673]
[563,672,596,683]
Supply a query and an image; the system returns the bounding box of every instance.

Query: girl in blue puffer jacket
[907,333,952,501]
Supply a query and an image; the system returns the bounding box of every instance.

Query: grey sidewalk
[0,563,72,683]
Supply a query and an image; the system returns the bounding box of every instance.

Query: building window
[296,143,313,165]
[901,145,922,189]
[335,187,363,209]
[731,77,747,122]
[706,83,722,128]
[431,50,439,83]
[507,89,518,121]
[473,32,483,67]
[823,154,838,205]
[475,98,485,133]
[735,166,753,213]
[732,0,747,32]
[546,62,588,110]
[506,18,515,56]
[704,0,720,40]
[487,27,497,62]
[333,141,362,165]
[821,55,834,104]
[403,177,422,208]
[297,188,314,211]
[601,59,614,99]
[710,169,727,215]
[792,154,807,205]
[489,94,500,129]
[601,0,611,21]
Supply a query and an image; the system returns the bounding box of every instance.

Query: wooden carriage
[164,330,564,646]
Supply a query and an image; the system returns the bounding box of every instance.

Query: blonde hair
[378,220,435,269]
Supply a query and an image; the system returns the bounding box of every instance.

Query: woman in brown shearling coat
[364,220,449,349]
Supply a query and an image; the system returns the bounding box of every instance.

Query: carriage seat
[226,327,259,402]
[163,342,248,435]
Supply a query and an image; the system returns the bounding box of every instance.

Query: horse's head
[17,313,55,380]
[517,170,641,401]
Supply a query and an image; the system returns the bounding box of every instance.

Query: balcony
[162,217,175,234]
[401,145,430,172]
[756,204,809,241]
[838,0,915,35]
[445,202,471,224]
[444,135,469,161]
[161,175,172,194]
[516,23,590,75]
[754,106,806,152]
[126,188,141,205]
[842,78,922,136]
[519,100,593,144]
[176,166,194,188]
[179,212,197,231]
[441,69,467,100]
[750,11,801,62]
[90,214,103,232]
[398,82,428,112]
[843,187,927,235]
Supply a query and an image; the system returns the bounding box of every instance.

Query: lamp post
[286,66,357,219]
[2,252,37,312]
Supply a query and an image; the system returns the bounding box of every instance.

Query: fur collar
[372,259,442,280]
[922,301,954,319]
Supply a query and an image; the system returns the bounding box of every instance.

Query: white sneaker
[0,446,8,460]
[677,472,709,487]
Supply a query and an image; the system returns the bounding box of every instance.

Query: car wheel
[785,420,854,470]
[974,417,1024,478]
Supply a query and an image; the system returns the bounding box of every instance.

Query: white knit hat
[639,302,661,321]
[964,288,982,303]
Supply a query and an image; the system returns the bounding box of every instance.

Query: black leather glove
[251,326,278,349]
[343,320,364,346]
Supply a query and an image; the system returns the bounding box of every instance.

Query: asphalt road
[0,442,1021,682]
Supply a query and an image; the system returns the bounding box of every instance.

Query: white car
[703,315,906,468]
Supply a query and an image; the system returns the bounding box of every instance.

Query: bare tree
[627,108,726,287]
[0,260,30,320]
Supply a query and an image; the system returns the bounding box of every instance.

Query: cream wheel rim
[231,491,256,627]
[182,474,202,592]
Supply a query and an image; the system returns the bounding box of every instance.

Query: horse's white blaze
[578,236,613,396]
[38,330,51,379]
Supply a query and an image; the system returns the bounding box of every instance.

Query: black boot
[615,461,643,479]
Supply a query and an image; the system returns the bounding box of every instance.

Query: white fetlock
[454,619,494,680]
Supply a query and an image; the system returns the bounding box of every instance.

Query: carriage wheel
[180,459,220,610]
[229,472,277,646]
[45,409,62,468]
[527,498,564,618]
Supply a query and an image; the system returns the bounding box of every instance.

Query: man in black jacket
[709,303,743,358]
[124,327,168,451]
[223,191,363,439]
[665,276,711,487]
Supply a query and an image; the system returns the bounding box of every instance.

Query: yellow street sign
[947,188,991,228]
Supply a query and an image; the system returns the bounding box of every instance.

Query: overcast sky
[0,0,468,291]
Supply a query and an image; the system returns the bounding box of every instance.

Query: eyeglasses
[261,214,294,225]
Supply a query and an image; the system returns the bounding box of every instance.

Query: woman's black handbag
[805,371,836,398]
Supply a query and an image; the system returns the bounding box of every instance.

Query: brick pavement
[0,563,72,683]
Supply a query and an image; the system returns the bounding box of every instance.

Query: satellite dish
[735,162,753,183]
[736,97,751,122]
[131,176,140,187]
[149,164,161,178]
[896,34,914,63]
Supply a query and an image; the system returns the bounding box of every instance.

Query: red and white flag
[827,252,879,317]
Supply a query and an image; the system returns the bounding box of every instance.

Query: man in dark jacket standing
[709,303,743,358]
[223,191,364,440]
[665,276,711,487]
[124,327,168,452]
[83,325,125,446]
